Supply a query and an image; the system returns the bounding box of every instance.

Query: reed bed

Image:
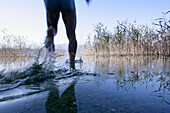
[84,11,170,57]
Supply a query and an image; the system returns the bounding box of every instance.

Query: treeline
[85,11,170,57]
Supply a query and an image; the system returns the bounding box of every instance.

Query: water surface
[0,55,169,113]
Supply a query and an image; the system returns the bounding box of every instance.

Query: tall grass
[85,11,170,57]
[0,31,65,62]
[0,30,32,58]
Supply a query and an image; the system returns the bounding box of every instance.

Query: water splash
[0,46,61,90]
[0,45,96,92]
[0,45,102,104]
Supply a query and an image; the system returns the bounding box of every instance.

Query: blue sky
[0,0,170,47]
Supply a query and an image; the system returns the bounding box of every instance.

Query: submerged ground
[0,55,169,113]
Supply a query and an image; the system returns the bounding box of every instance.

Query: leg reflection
[45,83,77,113]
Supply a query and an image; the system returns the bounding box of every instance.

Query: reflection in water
[0,55,169,113]
[46,83,77,113]
[116,71,170,105]
[83,56,170,106]
[83,56,169,71]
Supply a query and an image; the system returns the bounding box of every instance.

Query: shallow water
[0,55,169,113]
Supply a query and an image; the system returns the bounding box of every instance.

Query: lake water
[0,55,169,113]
